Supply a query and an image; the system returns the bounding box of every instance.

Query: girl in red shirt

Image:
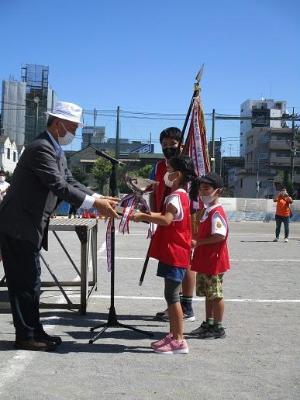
[132,157,195,354]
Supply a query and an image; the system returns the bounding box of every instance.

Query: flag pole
[178,64,204,151]
[138,65,204,286]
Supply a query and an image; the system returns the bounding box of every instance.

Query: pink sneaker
[151,333,173,349]
[153,338,189,354]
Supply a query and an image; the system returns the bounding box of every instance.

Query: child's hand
[130,212,145,223]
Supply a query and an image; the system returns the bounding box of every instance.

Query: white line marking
[68,294,300,303]
[118,233,148,236]
[231,259,300,262]
[98,256,300,262]
[98,240,106,254]
[99,256,145,260]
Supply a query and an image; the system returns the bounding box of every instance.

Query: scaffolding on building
[21,64,49,144]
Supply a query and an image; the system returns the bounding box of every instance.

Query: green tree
[116,165,128,194]
[91,157,112,193]
[136,164,153,178]
[71,167,88,186]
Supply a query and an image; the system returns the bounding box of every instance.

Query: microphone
[95,150,125,166]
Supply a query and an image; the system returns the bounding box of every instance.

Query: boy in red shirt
[190,172,230,339]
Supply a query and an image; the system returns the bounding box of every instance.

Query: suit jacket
[0,131,93,250]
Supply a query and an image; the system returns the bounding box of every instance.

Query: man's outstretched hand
[94,197,119,218]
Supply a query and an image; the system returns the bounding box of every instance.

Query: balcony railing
[269,140,291,150]
[269,155,300,166]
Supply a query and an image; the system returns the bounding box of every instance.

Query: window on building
[85,164,93,173]
[7,148,10,159]
[247,136,253,145]
[13,152,17,162]
[276,151,290,157]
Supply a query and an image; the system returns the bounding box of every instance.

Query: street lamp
[33,96,40,138]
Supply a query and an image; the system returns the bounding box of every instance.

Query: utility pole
[211,108,215,172]
[256,157,260,198]
[290,107,296,192]
[91,108,97,146]
[115,106,120,159]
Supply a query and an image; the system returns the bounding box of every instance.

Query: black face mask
[162,147,178,159]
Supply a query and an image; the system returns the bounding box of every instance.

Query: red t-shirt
[191,204,230,275]
[149,189,191,268]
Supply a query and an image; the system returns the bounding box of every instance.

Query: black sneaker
[214,326,226,339]
[198,326,226,339]
[154,309,168,321]
[181,303,195,321]
[183,311,196,322]
[36,330,62,346]
[190,321,209,335]
[15,338,57,352]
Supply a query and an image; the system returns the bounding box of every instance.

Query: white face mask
[163,172,176,188]
[58,123,75,146]
[200,189,219,207]
[0,176,5,182]
[200,195,216,207]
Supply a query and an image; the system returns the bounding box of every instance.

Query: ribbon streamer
[118,193,151,234]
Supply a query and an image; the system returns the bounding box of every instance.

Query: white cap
[47,101,84,126]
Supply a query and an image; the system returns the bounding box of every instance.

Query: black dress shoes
[35,331,62,346]
[15,338,57,352]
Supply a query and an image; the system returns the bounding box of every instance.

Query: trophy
[118,174,156,233]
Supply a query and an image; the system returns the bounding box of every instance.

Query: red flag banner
[183,96,210,176]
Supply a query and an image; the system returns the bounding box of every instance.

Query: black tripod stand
[89,150,153,344]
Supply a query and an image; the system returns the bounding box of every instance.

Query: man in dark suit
[0,101,118,351]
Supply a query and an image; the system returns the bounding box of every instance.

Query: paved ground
[0,220,299,400]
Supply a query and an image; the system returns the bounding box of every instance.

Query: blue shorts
[157,262,187,283]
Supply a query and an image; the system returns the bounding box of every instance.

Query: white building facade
[0,136,22,173]
[240,99,287,157]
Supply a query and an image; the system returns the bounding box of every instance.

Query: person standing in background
[273,187,293,243]
[0,170,10,201]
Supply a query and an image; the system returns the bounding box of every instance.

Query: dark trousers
[275,215,290,239]
[0,234,43,340]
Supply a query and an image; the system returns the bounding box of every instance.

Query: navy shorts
[157,262,187,283]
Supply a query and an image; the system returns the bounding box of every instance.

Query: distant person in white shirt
[0,170,10,201]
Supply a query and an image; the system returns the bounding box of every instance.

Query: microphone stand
[89,150,153,344]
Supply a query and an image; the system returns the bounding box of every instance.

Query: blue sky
[1,0,299,155]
